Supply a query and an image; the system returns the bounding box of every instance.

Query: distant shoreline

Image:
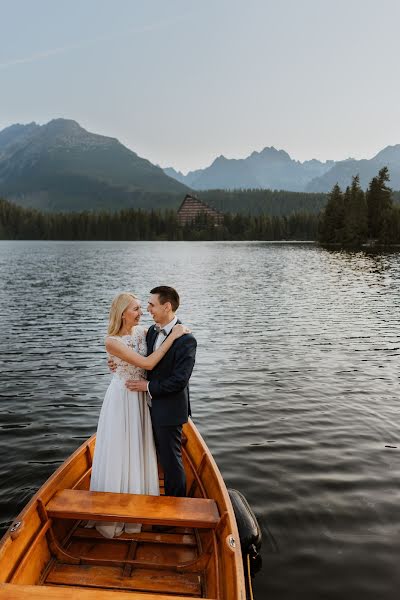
[2,240,400,252]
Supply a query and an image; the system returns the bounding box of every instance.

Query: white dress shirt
[154,316,178,350]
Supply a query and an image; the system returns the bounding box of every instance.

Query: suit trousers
[152,423,186,497]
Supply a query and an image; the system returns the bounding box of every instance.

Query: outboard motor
[228,489,262,599]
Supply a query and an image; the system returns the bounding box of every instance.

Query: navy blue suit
[147,321,197,496]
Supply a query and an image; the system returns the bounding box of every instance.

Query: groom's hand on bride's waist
[107,357,117,372]
[126,379,148,392]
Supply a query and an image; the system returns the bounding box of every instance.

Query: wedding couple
[89,286,197,538]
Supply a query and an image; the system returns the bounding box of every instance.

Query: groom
[126,286,197,497]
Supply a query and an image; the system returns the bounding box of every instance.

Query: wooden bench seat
[46,489,219,529]
[0,583,215,600]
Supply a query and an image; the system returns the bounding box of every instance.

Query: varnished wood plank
[45,563,202,595]
[10,534,51,585]
[72,469,91,490]
[0,512,44,582]
[0,438,95,582]
[0,583,212,599]
[122,540,138,578]
[73,526,197,546]
[9,521,52,584]
[67,538,129,562]
[182,420,245,600]
[134,542,197,566]
[47,490,219,529]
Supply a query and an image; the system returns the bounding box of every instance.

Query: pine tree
[318,183,345,244]
[343,175,368,245]
[366,166,393,241]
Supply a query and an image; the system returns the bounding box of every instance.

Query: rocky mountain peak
[0,117,188,211]
[248,147,292,165]
[18,118,120,156]
[0,122,39,153]
[44,118,83,135]
[373,144,400,164]
[212,155,228,164]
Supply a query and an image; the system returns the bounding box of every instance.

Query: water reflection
[321,246,394,276]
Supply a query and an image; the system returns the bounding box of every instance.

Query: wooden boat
[0,419,248,600]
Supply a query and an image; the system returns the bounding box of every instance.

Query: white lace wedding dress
[88,325,159,538]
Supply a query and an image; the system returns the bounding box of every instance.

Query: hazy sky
[1,0,400,172]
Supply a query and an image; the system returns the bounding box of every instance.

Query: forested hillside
[0,198,318,241]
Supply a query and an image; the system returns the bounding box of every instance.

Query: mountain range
[164,146,400,192]
[1,118,399,215]
[0,119,188,211]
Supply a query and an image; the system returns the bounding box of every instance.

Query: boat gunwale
[182,420,246,598]
[0,435,95,555]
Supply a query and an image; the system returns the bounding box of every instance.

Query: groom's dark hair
[151,286,180,312]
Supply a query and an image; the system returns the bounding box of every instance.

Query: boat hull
[0,419,246,599]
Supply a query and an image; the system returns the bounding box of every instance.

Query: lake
[1,240,400,599]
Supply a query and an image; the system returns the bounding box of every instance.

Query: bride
[88,292,190,538]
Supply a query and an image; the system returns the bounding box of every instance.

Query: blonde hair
[108,292,138,335]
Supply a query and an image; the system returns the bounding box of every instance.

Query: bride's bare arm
[105,324,190,370]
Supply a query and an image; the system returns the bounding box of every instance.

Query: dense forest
[318,167,400,245]
[203,189,328,216]
[0,198,318,241]
[1,168,399,243]
[5,187,331,215]
[4,186,399,218]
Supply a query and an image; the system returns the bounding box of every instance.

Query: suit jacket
[146,320,197,427]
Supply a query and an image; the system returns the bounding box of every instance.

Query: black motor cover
[228,488,262,577]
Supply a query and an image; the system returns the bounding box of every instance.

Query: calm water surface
[1,241,400,600]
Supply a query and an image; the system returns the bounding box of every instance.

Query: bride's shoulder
[105,334,121,350]
[105,334,124,344]
[132,325,147,337]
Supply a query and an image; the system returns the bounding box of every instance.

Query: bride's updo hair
[108,292,138,335]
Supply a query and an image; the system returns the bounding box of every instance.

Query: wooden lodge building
[177,194,224,226]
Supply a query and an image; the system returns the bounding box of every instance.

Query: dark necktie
[154,325,167,336]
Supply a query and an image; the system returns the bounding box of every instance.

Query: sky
[1,0,400,173]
